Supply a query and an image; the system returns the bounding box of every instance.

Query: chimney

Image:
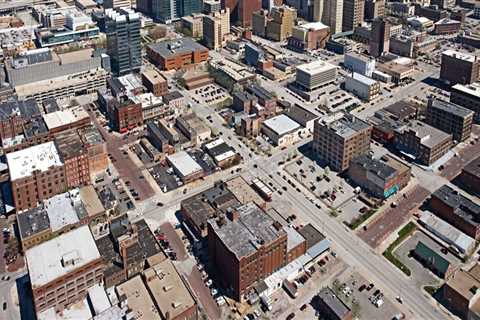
[226,207,239,222]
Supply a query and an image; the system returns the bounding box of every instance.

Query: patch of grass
[346,209,376,230]
[424,285,439,296]
[382,222,417,277]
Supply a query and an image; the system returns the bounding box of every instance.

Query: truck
[260,295,273,311]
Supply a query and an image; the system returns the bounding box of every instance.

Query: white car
[205,279,213,287]
[211,288,218,296]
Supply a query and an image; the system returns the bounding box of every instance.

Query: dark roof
[164,91,184,102]
[351,154,397,180]
[317,287,351,319]
[428,98,474,119]
[286,104,318,126]
[17,207,50,240]
[0,99,40,121]
[233,91,256,103]
[246,85,276,102]
[463,156,480,179]
[432,185,480,227]
[23,117,48,139]
[205,141,235,158]
[148,38,208,59]
[298,224,326,249]
[414,241,451,275]
[383,100,417,121]
[134,219,162,259]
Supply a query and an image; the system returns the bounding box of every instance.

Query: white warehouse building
[345,72,380,101]
[344,52,376,77]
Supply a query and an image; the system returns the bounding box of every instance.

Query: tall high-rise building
[342,0,364,31]
[106,8,141,76]
[103,0,131,9]
[322,0,343,34]
[364,0,384,21]
[223,0,262,27]
[203,9,230,49]
[369,17,390,57]
[266,6,297,41]
[313,0,323,21]
[137,0,202,23]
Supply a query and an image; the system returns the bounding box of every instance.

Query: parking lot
[334,269,403,320]
[394,230,460,290]
[284,156,357,211]
[190,84,230,106]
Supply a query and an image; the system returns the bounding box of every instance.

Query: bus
[251,178,273,201]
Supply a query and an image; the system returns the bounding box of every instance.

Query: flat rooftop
[44,190,84,232]
[6,141,63,181]
[17,207,50,240]
[143,260,196,319]
[297,21,329,31]
[442,50,477,63]
[351,154,397,180]
[429,99,474,119]
[142,68,166,85]
[296,60,337,76]
[26,225,100,288]
[452,82,480,98]
[319,113,371,139]
[224,176,265,208]
[263,114,301,136]
[298,224,326,249]
[116,276,161,320]
[208,202,286,259]
[383,100,417,121]
[350,72,377,86]
[167,151,203,178]
[432,185,480,227]
[397,120,452,149]
[463,156,480,179]
[42,105,89,130]
[148,38,207,59]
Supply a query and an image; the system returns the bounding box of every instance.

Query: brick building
[110,97,143,133]
[426,98,473,143]
[459,156,480,196]
[26,226,104,313]
[207,202,287,301]
[223,0,261,27]
[313,114,372,172]
[431,185,480,240]
[141,68,168,97]
[0,99,41,142]
[440,50,480,85]
[147,38,209,71]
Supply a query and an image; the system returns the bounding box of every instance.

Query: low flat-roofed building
[224,176,266,210]
[459,156,480,196]
[147,38,209,71]
[116,275,161,320]
[285,103,318,133]
[451,82,480,124]
[431,185,480,240]
[284,225,307,263]
[26,225,104,313]
[209,58,256,90]
[413,241,456,279]
[42,105,90,134]
[141,68,168,97]
[377,61,415,83]
[17,206,51,250]
[444,264,480,320]
[348,154,410,199]
[382,100,418,121]
[394,120,453,166]
[426,98,473,142]
[176,113,211,145]
[203,138,239,168]
[262,114,301,147]
[315,287,352,320]
[166,151,204,183]
[143,260,197,320]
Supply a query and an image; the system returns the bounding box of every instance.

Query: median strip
[382,222,417,276]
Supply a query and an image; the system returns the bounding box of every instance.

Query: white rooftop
[37,298,92,320]
[443,50,477,63]
[297,21,329,31]
[263,114,301,136]
[296,60,337,76]
[166,151,203,178]
[45,189,82,232]
[204,138,225,150]
[42,106,89,130]
[350,72,377,86]
[88,284,112,316]
[26,225,100,288]
[6,141,63,181]
[452,82,480,98]
[130,92,164,109]
[214,150,236,162]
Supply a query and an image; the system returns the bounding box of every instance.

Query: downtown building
[342,0,364,31]
[5,48,109,104]
[440,50,480,85]
[223,0,262,27]
[369,17,390,57]
[312,113,372,172]
[105,8,141,76]
[137,0,202,23]
[450,82,480,124]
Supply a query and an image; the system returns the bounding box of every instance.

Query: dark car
[3,302,6,310]
[286,313,295,320]
[300,304,307,311]
[367,283,374,291]
[358,284,366,292]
